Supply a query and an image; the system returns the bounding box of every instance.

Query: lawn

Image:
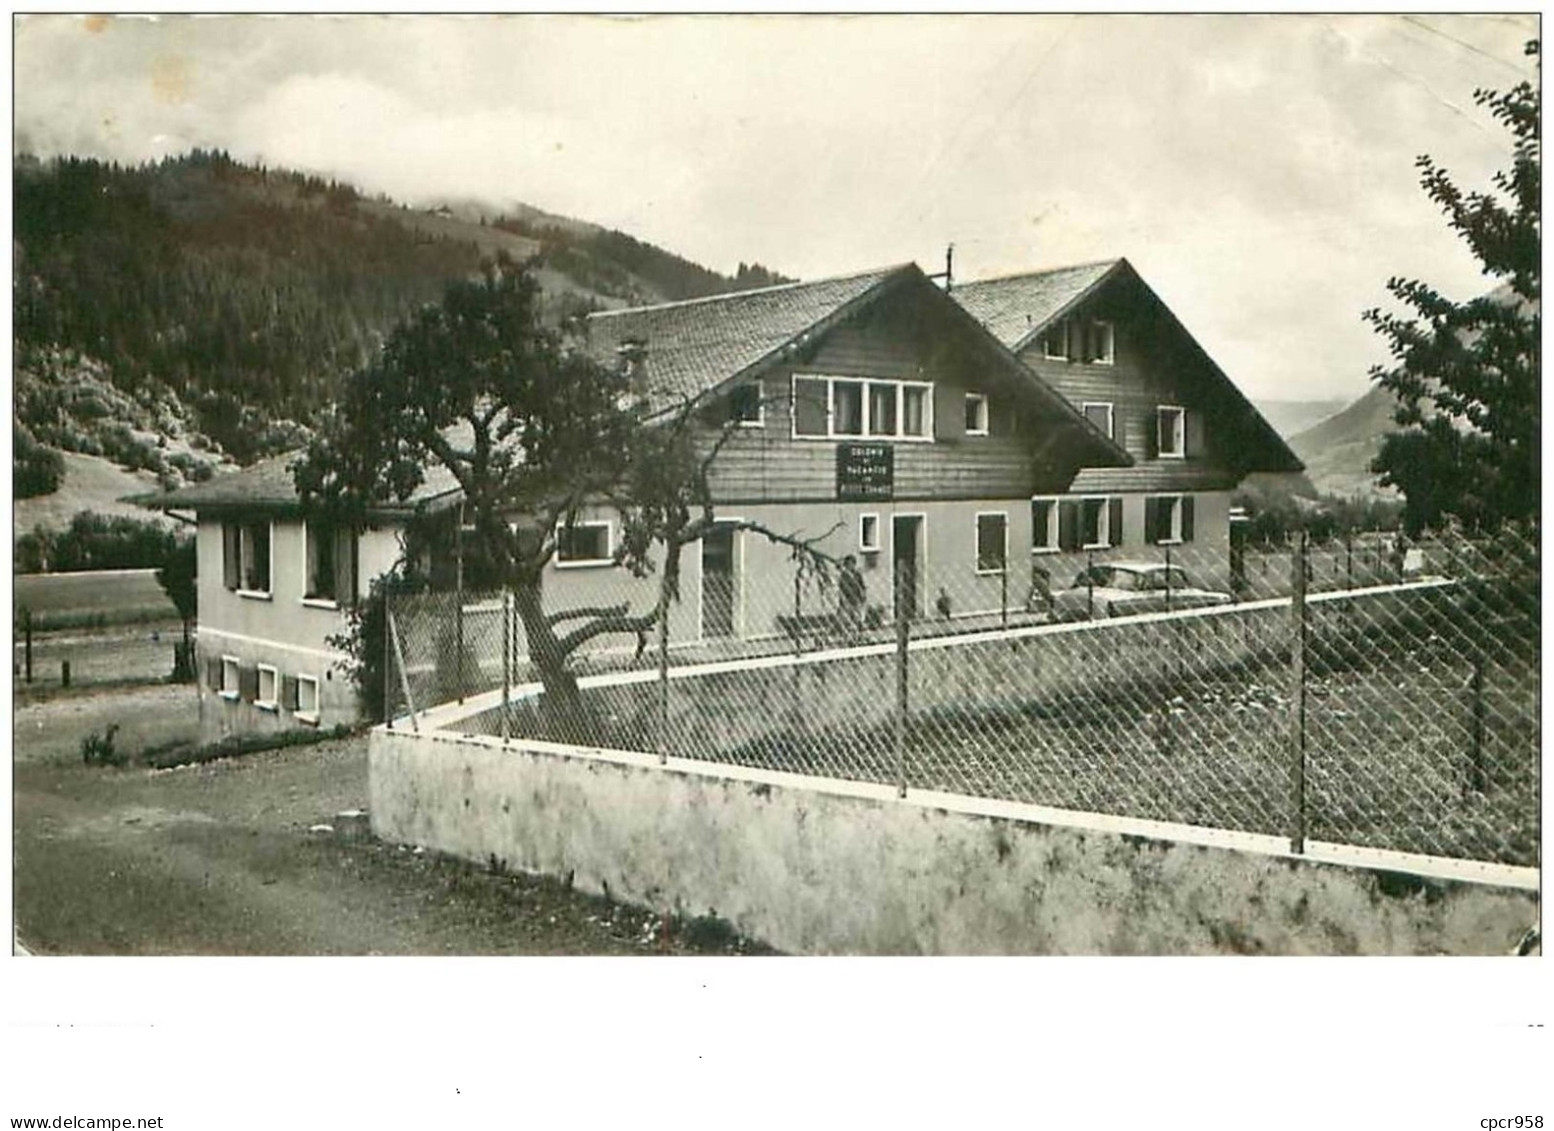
[15,568,179,631]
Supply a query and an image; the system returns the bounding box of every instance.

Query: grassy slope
[1287,387,1399,498]
[13,451,173,539]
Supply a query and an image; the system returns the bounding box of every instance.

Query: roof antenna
[944,243,954,294]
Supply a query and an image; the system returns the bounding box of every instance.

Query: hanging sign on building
[836,442,894,501]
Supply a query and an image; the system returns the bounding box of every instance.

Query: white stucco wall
[370,727,1538,956]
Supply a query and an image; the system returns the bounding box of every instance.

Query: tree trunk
[511,580,598,746]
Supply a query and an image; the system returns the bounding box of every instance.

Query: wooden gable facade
[589,264,1130,510]
[957,259,1300,496]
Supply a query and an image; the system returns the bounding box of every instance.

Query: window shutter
[281,674,300,711]
[335,529,357,606]
[1108,498,1124,547]
[1145,412,1160,460]
[1181,497,1195,543]
[1058,500,1080,552]
[223,524,240,590]
[1143,498,1160,545]
[205,655,222,690]
[239,664,259,703]
[1185,411,1206,458]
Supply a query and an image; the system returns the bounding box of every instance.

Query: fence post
[1289,531,1308,854]
[61,660,71,688]
[1000,559,1009,628]
[894,560,911,799]
[455,507,465,705]
[1344,532,1354,591]
[501,590,512,744]
[1085,551,1095,619]
[1468,652,1487,795]
[23,607,33,684]
[792,570,804,656]
[1164,544,1174,612]
[383,590,394,729]
[387,597,418,733]
[656,585,670,766]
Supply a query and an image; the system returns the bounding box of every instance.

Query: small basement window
[296,674,320,723]
[975,512,1008,575]
[220,656,241,701]
[256,664,279,711]
[964,394,989,436]
[555,520,613,567]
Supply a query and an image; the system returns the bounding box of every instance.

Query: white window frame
[1081,401,1114,440]
[964,393,989,436]
[974,511,1009,576]
[255,663,279,712]
[302,520,349,609]
[730,381,765,428]
[1031,496,1061,554]
[790,374,935,442]
[859,513,881,554]
[220,655,241,702]
[1154,494,1184,545]
[554,519,615,569]
[295,673,321,725]
[1080,496,1113,550]
[1088,320,1116,365]
[1041,320,1069,361]
[237,520,273,600]
[1157,405,1186,459]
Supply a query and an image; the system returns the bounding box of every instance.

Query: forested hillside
[13,150,792,470]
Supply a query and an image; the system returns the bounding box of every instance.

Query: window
[1085,321,1115,365]
[223,520,271,595]
[1081,402,1114,439]
[555,520,613,567]
[1081,496,1122,549]
[1031,497,1059,553]
[975,512,1008,574]
[964,393,989,436]
[296,674,320,723]
[220,656,241,701]
[859,513,881,554]
[256,664,279,711]
[1157,406,1186,458]
[1041,320,1069,360]
[1146,495,1195,545]
[791,375,934,440]
[833,380,864,435]
[729,382,763,427]
[304,521,357,605]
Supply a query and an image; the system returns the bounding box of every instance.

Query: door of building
[892,515,923,621]
[701,523,737,638]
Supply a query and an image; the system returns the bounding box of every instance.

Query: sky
[11,12,1540,402]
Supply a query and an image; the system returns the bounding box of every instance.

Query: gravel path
[14,684,772,955]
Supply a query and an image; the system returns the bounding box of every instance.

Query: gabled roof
[138,446,463,515]
[585,265,908,412]
[954,258,1302,475]
[950,259,1122,353]
[586,261,1130,469]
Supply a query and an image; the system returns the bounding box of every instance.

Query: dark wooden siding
[701,291,1074,504]
[1014,281,1250,494]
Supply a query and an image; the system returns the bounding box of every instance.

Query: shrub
[80,724,125,767]
[13,424,65,499]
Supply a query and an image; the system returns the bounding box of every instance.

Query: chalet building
[147,261,1130,740]
[951,259,1302,590]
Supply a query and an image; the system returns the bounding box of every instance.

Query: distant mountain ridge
[1286,386,1400,499]
[12,150,794,472]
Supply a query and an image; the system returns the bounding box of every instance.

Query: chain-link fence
[386,524,1539,868]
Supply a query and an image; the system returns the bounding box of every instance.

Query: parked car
[1052,561,1233,621]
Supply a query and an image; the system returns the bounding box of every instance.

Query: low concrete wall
[370,726,1538,955]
